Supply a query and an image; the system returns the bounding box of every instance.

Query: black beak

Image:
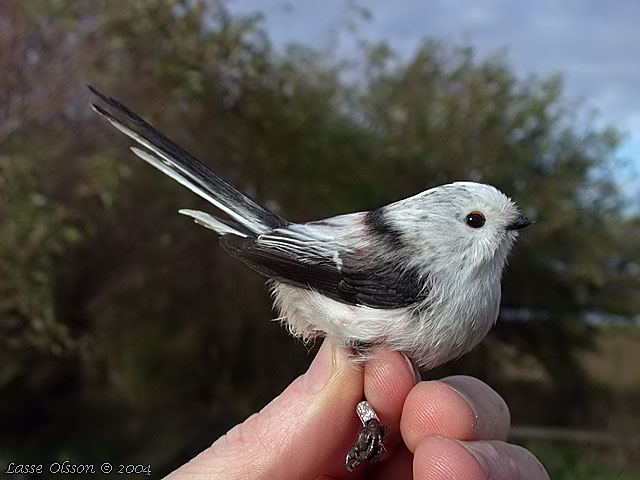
[506,214,532,231]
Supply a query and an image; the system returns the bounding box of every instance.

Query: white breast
[270,263,501,369]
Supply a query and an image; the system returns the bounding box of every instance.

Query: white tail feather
[128,146,264,234]
[92,102,267,234]
[178,209,247,237]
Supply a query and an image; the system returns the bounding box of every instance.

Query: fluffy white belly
[271,281,499,369]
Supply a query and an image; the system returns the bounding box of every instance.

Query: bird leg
[344,400,387,472]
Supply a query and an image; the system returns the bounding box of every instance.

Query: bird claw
[345,401,387,472]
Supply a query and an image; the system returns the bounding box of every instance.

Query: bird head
[384,182,531,275]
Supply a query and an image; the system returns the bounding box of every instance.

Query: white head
[383,182,530,275]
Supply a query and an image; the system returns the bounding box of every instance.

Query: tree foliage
[1,0,638,475]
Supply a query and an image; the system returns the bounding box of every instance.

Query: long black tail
[88,85,288,235]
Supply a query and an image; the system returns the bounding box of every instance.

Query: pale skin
[166,340,550,480]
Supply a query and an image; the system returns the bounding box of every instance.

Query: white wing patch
[255,212,370,268]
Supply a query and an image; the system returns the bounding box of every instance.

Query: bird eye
[466,211,486,228]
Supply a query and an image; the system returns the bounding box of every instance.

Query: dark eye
[466,211,486,228]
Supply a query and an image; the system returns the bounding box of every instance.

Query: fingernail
[401,352,421,384]
[461,441,550,479]
[303,339,335,393]
[440,376,479,423]
[459,441,494,476]
[440,376,510,440]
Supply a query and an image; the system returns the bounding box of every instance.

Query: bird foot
[345,401,387,472]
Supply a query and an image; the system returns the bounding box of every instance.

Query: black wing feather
[220,234,427,309]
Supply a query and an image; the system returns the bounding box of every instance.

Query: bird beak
[506,214,532,231]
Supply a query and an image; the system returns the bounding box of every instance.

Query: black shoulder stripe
[365,208,405,249]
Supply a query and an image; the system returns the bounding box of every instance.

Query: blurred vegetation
[522,441,640,480]
[1,0,639,477]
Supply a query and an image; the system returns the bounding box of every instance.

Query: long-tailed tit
[89,86,531,471]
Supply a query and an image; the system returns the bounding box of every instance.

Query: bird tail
[88,85,287,236]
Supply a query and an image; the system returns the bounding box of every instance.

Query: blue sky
[229,0,640,204]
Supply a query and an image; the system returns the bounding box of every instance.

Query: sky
[228,0,640,205]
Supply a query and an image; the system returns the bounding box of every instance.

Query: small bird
[89,85,531,471]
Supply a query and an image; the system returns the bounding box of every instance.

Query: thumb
[165,339,365,480]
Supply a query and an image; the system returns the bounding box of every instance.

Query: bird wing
[221,213,428,309]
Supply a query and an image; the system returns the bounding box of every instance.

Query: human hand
[165,339,549,479]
